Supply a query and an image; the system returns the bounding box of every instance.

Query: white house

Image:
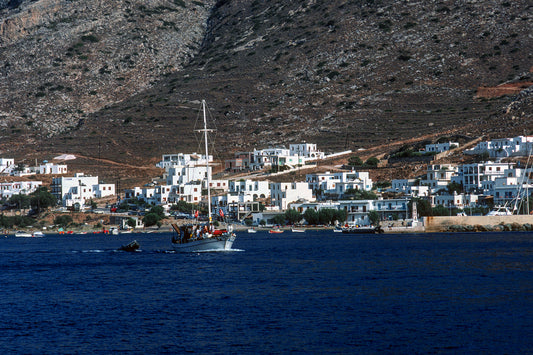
[306,170,373,199]
[39,162,68,175]
[51,173,115,207]
[249,147,290,171]
[0,158,15,175]
[491,167,532,207]
[465,136,533,158]
[389,179,430,198]
[0,181,43,199]
[270,182,315,210]
[431,192,479,209]
[289,143,325,160]
[211,179,270,218]
[425,142,459,153]
[156,153,212,170]
[422,164,458,193]
[166,165,210,185]
[125,182,203,205]
[452,161,515,193]
[289,198,410,226]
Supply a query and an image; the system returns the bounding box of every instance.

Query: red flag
[219,209,224,218]
[194,210,199,218]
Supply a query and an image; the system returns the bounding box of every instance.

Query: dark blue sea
[1,230,533,354]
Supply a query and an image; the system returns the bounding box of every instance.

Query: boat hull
[341,227,383,234]
[171,234,236,252]
[15,232,33,238]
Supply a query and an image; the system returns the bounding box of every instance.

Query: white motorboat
[32,231,45,238]
[14,231,32,237]
[247,228,257,233]
[291,228,305,233]
[486,206,513,216]
[171,100,236,252]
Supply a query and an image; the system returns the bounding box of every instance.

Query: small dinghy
[118,240,140,252]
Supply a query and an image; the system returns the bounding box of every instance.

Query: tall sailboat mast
[202,100,212,224]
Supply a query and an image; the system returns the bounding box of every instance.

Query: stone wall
[423,215,533,232]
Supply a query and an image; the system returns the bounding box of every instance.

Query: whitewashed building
[452,161,515,193]
[425,142,459,153]
[422,164,458,193]
[389,179,430,198]
[211,179,270,217]
[306,170,373,199]
[166,165,210,185]
[289,143,324,160]
[270,182,315,210]
[0,181,43,199]
[432,192,479,209]
[249,147,290,171]
[156,153,211,170]
[0,158,15,175]
[288,199,410,226]
[464,136,533,158]
[491,167,532,207]
[51,173,115,207]
[39,162,68,175]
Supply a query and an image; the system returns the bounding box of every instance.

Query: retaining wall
[423,215,533,232]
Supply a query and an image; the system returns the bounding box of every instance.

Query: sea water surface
[0,230,532,353]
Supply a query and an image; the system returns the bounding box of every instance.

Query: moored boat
[14,231,32,238]
[291,228,305,233]
[341,225,384,234]
[32,231,45,238]
[247,228,257,233]
[269,228,283,234]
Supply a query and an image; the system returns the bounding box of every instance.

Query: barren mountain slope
[0,0,531,187]
[0,0,215,134]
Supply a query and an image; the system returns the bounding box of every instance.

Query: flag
[194,210,199,218]
[219,209,224,218]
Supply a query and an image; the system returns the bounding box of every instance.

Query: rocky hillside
[0,0,532,186]
[0,0,215,134]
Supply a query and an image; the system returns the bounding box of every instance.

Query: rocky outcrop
[0,0,215,135]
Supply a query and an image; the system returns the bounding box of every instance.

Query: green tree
[303,208,319,225]
[126,217,137,229]
[333,209,347,224]
[259,219,266,226]
[433,205,453,216]
[348,156,363,166]
[9,194,30,210]
[54,215,73,227]
[149,205,166,219]
[447,182,463,194]
[368,211,380,226]
[414,198,433,216]
[30,187,57,213]
[143,213,161,227]
[318,208,336,225]
[344,189,377,200]
[285,209,302,225]
[171,200,194,213]
[271,214,285,225]
[365,157,380,167]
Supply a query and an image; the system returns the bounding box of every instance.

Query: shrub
[54,215,73,227]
